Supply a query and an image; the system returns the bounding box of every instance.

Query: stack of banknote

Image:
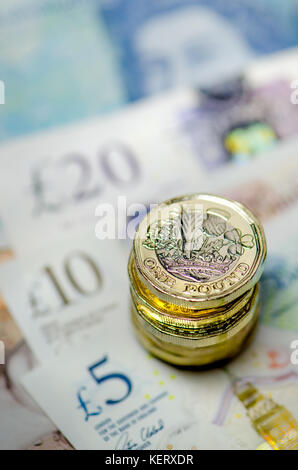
[0,12,298,449]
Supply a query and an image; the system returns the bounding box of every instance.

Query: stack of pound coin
[128,194,266,367]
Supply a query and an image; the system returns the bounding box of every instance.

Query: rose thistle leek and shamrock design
[133,194,266,309]
[142,206,255,283]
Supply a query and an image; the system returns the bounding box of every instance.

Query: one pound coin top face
[133,193,266,309]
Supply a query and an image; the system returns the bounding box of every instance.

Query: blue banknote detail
[2,0,298,141]
[77,386,103,422]
[260,254,298,332]
[100,0,298,101]
[77,356,132,422]
[0,1,127,141]
[72,353,171,449]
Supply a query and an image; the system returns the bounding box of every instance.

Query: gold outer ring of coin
[133,193,266,309]
[131,282,260,346]
[129,252,255,329]
[130,288,260,366]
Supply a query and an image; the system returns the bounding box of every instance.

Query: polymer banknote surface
[1,0,298,140]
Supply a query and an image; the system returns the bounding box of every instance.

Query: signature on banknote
[115,420,164,450]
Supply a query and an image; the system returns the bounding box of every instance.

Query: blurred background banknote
[1,1,298,451]
[1,0,298,140]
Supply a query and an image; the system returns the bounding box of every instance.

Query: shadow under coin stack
[128,194,266,366]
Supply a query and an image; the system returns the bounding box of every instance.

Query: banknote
[28,432,73,450]
[184,325,298,450]
[174,47,298,168]
[0,218,20,356]
[0,230,127,362]
[100,0,298,100]
[0,341,55,450]
[190,137,298,225]
[1,1,298,141]
[22,315,241,450]
[0,217,54,451]
[258,206,298,333]
[0,225,128,448]
[0,0,126,141]
[179,78,298,168]
[0,304,22,359]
